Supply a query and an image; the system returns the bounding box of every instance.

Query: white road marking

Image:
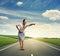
[31,54,33,56]
[41,41,60,51]
[0,42,18,52]
[45,43,60,51]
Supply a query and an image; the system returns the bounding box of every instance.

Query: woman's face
[23,20,27,25]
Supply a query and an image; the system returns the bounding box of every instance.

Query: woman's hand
[16,25,18,28]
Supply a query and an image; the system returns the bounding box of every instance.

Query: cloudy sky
[0,0,60,38]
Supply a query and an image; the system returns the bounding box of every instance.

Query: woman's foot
[20,48,24,50]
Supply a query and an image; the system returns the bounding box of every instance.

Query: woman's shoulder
[24,25,29,28]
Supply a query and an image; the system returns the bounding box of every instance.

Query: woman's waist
[18,31,23,33]
[18,31,24,33]
[18,32,25,36]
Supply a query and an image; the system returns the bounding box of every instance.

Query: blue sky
[0,0,60,37]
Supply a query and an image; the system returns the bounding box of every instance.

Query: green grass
[36,38,60,46]
[0,35,18,47]
[0,35,30,47]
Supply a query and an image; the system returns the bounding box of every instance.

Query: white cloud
[3,30,6,33]
[0,8,39,20]
[4,23,16,29]
[0,16,8,20]
[25,23,60,38]
[0,30,6,34]
[42,10,60,21]
[17,1,23,6]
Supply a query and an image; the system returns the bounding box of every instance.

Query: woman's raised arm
[25,23,35,28]
[16,25,20,31]
[29,23,35,26]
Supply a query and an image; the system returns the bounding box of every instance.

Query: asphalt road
[0,39,60,56]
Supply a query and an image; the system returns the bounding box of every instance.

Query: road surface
[0,39,60,56]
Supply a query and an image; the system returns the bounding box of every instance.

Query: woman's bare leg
[19,41,22,48]
[21,41,24,49]
[19,41,24,50]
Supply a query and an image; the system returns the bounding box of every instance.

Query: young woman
[16,19,35,50]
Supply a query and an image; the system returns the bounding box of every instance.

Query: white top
[18,24,29,33]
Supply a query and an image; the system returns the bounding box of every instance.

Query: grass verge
[36,38,60,46]
[0,35,18,47]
